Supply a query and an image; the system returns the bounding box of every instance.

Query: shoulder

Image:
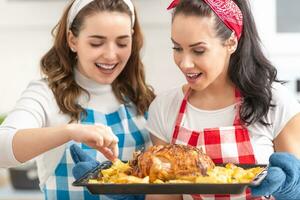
[268,82,300,137]
[271,82,299,107]
[24,79,52,93]
[148,86,184,126]
[146,87,184,143]
[150,86,183,111]
[17,79,58,115]
[19,79,53,98]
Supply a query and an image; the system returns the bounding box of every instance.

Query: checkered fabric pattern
[172,88,264,200]
[43,104,150,200]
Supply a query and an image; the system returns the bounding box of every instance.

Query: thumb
[72,161,99,180]
[269,152,299,178]
[70,144,95,163]
[251,166,286,196]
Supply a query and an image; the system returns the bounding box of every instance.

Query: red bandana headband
[167,0,243,40]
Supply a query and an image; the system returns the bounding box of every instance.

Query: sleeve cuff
[145,125,170,143]
[0,128,22,168]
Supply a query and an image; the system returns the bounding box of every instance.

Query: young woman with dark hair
[0,0,154,199]
[146,0,300,199]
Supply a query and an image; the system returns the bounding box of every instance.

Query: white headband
[67,0,135,30]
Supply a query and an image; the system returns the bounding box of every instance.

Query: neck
[74,68,112,94]
[188,78,236,110]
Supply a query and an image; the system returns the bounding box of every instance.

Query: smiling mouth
[95,63,118,72]
[186,72,203,80]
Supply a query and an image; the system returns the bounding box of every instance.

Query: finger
[111,143,119,159]
[105,127,119,141]
[106,139,119,160]
[98,147,116,161]
[104,134,119,158]
[85,129,104,146]
[95,123,106,128]
[102,132,118,147]
[96,135,104,147]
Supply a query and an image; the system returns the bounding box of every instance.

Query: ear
[67,30,78,53]
[225,33,238,54]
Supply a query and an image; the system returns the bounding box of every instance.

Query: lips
[186,73,202,79]
[95,63,119,74]
[95,63,117,70]
[184,72,203,84]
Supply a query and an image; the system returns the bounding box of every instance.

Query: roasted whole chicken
[129,144,215,182]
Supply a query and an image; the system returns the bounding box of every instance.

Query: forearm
[12,125,71,163]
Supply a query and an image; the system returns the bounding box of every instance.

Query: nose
[103,44,117,61]
[179,54,194,69]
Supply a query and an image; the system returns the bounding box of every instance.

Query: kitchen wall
[251,0,300,100]
[0,0,299,115]
[0,0,299,199]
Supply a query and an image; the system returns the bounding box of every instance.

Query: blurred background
[0,0,299,199]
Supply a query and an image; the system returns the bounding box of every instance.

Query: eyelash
[90,43,128,48]
[90,43,102,47]
[172,47,182,52]
[193,50,204,55]
[172,47,205,55]
[117,44,128,48]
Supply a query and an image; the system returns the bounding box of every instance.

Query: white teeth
[96,63,116,70]
[186,73,201,78]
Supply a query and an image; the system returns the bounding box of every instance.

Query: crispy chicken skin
[130,144,215,182]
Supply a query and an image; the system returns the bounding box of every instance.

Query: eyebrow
[88,35,130,39]
[171,38,206,47]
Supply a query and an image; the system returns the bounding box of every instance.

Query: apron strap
[233,88,243,126]
[172,87,244,143]
[175,87,191,126]
[171,87,191,143]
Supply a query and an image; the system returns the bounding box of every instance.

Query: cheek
[77,45,97,60]
[173,53,181,68]
[121,48,132,62]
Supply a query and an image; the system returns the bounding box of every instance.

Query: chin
[189,83,206,91]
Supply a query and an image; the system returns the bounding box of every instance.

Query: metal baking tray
[72,161,267,194]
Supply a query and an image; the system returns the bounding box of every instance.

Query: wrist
[64,124,77,141]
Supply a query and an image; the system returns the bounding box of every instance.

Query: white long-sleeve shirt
[0,69,122,185]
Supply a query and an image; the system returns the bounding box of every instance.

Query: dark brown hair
[40,0,155,122]
[172,0,281,126]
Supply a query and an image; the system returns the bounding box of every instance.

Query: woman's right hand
[66,124,119,161]
[250,152,300,199]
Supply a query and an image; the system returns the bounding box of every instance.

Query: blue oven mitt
[70,144,145,200]
[250,152,300,200]
[70,144,100,180]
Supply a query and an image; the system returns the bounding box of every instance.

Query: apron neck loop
[175,86,244,127]
[233,88,243,126]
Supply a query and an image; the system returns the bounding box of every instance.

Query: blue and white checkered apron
[42,103,151,200]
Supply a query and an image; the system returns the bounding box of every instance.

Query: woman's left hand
[250,152,300,200]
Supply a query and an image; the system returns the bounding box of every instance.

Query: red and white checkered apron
[171,87,266,200]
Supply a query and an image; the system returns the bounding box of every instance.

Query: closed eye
[172,46,183,52]
[193,50,204,55]
[90,43,103,47]
[117,43,128,48]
